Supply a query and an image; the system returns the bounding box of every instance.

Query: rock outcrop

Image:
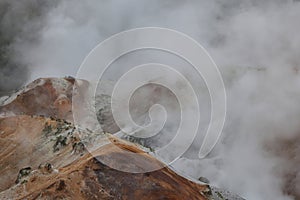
[0,78,213,200]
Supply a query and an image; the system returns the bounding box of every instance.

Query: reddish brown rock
[0,78,210,200]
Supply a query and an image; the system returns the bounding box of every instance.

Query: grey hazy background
[0,0,57,96]
[1,1,300,199]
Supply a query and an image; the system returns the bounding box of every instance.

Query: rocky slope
[0,77,214,200]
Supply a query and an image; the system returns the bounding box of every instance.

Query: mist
[0,0,57,96]
[2,0,300,199]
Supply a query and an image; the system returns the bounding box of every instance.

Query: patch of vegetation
[72,141,85,155]
[124,135,155,153]
[38,162,53,173]
[216,191,225,200]
[42,123,52,135]
[43,119,73,136]
[42,119,76,152]
[201,185,212,197]
[44,163,53,171]
[54,125,63,135]
[53,135,67,152]
[15,167,31,184]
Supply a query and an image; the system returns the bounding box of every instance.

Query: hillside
[0,77,249,200]
[0,77,213,200]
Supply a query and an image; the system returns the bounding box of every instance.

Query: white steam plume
[8,0,300,199]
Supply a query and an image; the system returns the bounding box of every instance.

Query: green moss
[53,135,67,152]
[15,167,31,184]
[125,135,154,153]
[216,191,225,200]
[42,123,52,135]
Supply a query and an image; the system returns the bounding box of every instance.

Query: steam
[0,0,57,96]
[3,0,300,199]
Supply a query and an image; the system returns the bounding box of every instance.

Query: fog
[0,0,57,95]
[1,0,300,199]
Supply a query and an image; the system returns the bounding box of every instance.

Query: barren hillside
[0,78,214,200]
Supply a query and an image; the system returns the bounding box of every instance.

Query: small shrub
[53,135,67,152]
[42,123,52,135]
[15,167,31,184]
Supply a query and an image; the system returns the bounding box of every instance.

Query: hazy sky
[1,1,300,199]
